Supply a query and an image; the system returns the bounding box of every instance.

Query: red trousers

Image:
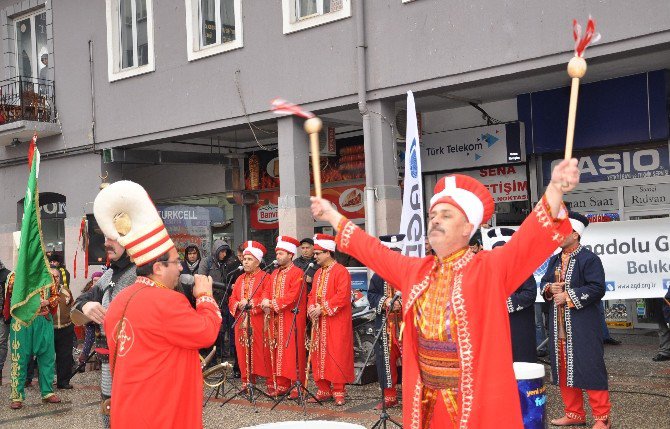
[315,379,345,395]
[558,339,611,421]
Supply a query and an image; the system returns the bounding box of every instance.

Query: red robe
[264,263,307,383]
[228,269,271,381]
[307,262,354,384]
[335,200,571,429]
[104,277,221,429]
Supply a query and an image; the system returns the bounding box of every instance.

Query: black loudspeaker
[86,214,107,266]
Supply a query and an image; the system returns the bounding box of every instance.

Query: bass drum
[242,422,365,429]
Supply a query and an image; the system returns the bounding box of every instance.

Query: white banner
[483,218,670,301]
[399,91,425,258]
[581,218,670,300]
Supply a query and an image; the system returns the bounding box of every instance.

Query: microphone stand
[271,265,322,412]
[367,303,402,429]
[221,267,276,408]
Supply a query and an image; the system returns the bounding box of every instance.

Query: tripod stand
[357,307,402,429]
[271,267,322,412]
[221,268,275,408]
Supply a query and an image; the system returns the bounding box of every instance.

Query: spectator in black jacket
[198,239,236,372]
[179,245,202,308]
[294,238,317,292]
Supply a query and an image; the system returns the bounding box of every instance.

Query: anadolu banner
[580,218,670,299]
[482,217,670,301]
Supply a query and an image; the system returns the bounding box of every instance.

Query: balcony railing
[0,76,56,125]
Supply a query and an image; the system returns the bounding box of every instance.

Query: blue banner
[542,145,670,186]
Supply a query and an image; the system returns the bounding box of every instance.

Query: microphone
[388,291,402,308]
[179,274,227,291]
[262,260,278,271]
[225,265,243,277]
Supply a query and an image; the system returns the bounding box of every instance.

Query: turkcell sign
[421,122,525,173]
[542,145,670,185]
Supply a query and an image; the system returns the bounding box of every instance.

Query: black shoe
[233,368,241,378]
[652,354,670,362]
[604,338,621,345]
[57,384,73,389]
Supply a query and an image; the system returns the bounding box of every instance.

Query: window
[297,0,343,19]
[185,0,242,61]
[105,0,155,81]
[14,10,48,80]
[282,0,351,34]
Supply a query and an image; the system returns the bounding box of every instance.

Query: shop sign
[256,201,279,225]
[623,183,670,207]
[421,122,525,173]
[563,189,618,212]
[18,192,67,221]
[156,205,213,259]
[251,184,365,230]
[459,165,528,202]
[542,146,670,185]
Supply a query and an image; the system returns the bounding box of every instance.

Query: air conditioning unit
[395,109,407,141]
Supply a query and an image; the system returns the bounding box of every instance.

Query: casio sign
[550,149,660,178]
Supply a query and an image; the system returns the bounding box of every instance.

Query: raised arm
[310,200,425,294]
[488,159,580,297]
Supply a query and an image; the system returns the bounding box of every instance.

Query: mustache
[105,246,117,252]
[428,225,445,234]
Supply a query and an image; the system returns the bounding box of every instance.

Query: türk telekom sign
[459,165,529,202]
[421,122,525,173]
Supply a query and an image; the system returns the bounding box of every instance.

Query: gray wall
[0,0,663,152]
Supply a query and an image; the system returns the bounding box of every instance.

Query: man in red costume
[306,234,354,406]
[229,241,272,393]
[261,235,307,398]
[98,181,222,429]
[310,159,580,429]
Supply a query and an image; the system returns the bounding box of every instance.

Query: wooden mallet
[564,17,600,161]
[271,98,323,198]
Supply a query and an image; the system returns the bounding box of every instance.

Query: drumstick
[304,117,323,198]
[564,17,600,161]
[270,98,323,198]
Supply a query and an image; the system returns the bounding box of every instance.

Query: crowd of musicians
[43,157,630,429]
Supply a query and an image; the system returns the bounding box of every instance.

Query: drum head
[241,422,365,429]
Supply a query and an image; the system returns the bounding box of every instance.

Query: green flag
[10,147,54,326]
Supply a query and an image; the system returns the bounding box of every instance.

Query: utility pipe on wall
[355,0,376,237]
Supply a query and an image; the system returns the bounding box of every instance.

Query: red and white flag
[270,98,315,119]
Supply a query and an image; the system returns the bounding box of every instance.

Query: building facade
[0,0,668,324]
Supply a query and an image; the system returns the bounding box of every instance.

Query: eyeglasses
[313,251,324,256]
[161,259,182,266]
